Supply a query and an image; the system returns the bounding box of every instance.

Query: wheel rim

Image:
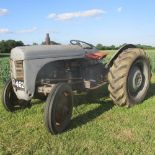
[127,58,149,101]
[128,66,143,94]
[54,91,72,129]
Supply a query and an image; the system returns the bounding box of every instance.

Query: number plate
[12,79,25,89]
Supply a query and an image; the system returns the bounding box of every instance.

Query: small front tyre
[44,83,73,134]
[1,79,18,112]
[1,79,31,112]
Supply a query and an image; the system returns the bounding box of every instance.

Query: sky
[0,0,155,46]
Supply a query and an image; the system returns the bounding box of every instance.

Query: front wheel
[1,79,31,112]
[44,83,73,134]
[108,48,151,107]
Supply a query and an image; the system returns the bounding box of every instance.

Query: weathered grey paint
[11,45,97,100]
[11,45,97,60]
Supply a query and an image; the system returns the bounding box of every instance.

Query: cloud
[47,9,106,21]
[0,8,8,16]
[17,27,38,33]
[117,7,123,13]
[47,13,57,19]
[0,28,11,34]
[0,27,38,34]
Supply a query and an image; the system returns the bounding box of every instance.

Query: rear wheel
[44,83,73,134]
[108,48,151,107]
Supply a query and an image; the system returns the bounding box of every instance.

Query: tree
[96,44,104,50]
[0,40,24,53]
[96,44,117,50]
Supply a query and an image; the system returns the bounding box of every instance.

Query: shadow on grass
[70,100,113,131]
[69,84,114,130]
[73,84,109,107]
[13,99,43,112]
[70,82,155,131]
[146,82,155,99]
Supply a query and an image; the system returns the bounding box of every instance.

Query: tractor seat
[85,51,108,60]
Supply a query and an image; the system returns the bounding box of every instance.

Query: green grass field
[0,77,155,155]
[0,50,155,154]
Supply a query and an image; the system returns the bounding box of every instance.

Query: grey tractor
[2,40,151,134]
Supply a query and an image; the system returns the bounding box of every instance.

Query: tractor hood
[11,45,97,61]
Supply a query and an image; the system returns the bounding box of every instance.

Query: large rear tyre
[44,83,73,134]
[1,79,31,112]
[108,48,151,107]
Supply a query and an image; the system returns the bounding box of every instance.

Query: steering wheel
[70,40,94,49]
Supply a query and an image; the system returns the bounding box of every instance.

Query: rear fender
[106,44,136,68]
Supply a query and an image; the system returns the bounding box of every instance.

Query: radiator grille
[15,61,24,80]
[10,60,24,80]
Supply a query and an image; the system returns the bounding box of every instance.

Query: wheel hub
[128,66,143,94]
[133,70,143,90]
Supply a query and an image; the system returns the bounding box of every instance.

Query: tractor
[2,40,151,134]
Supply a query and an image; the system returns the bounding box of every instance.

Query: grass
[0,57,10,85]
[0,50,155,154]
[147,49,155,73]
[0,76,155,155]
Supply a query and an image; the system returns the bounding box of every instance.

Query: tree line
[0,40,24,53]
[96,43,155,50]
[0,40,155,53]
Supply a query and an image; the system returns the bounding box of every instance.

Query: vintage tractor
[1,40,151,134]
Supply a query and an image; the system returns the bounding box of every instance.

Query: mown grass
[0,50,155,154]
[0,76,155,155]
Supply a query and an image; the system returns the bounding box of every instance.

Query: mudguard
[106,44,137,68]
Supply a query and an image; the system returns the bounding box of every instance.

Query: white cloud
[17,27,38,33]
[0,8,8,16]
[0,28,11,34]
[0,27,38,34]
[47,9,106,21]
[47,13,57,19]
[117,7,123,13]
